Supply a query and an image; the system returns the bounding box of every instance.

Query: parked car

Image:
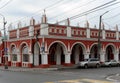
[77,58,101,68]
[102,60,120,67]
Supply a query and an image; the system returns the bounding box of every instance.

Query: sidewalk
[0,65,77,72]
[0,66,59,72]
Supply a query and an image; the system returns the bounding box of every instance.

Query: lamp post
[0,13,8,69]
[97,11,109,59]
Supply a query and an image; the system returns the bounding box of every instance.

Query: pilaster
[67,26,71,37]
[86,28,90,38]
[116,25,119,40]
[29,17,35,37]
[28,52,33,68]
[115,51,119,62]
[84,52,90,59]
[64,52,72,66]
[40,53,49,68]
[40,24,49,36]
[100,51,105,62]
[102,29,106,39]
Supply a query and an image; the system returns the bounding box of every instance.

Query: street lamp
[0,13,8,69]
[97,11,109,59]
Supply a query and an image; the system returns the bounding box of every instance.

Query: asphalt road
[0,67,120,83]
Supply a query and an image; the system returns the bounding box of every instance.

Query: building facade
[0,13,120,68]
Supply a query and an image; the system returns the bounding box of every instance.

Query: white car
[103,60,120,67]
[77,58,101,68]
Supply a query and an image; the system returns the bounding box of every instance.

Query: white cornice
[7,35,120,43]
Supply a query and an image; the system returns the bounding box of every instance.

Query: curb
[0,65,76,72]
[0,67,59,72]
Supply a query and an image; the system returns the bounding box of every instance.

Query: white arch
[48,41,67,54]
[22,46,29,54]
[10,43,17,48]
[105,43,116,53]
[71,42,86,54]
[19,42,29,51]
[105,43,116,61]
[10,43,17,52]
[90,43,98,51]
[34,41,41,47]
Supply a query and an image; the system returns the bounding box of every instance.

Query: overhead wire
[4,0,120,32]
[57,0,119,23]
[0,0,13,10]
[8,0,65,26]
[10,0,70,24]
[48,0,98,21]
[6,0,120,35]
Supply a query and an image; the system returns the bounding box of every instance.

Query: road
[0,67,120,83]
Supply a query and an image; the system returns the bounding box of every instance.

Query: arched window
[12,47,17,61]
[22,46,29,62]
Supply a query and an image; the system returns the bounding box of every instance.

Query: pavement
[1,66,120,82]
[106,74,120,82]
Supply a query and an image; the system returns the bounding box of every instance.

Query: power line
[103,21,114,29]
[5,0,120,33]
[0,0,13,9]
[9,0,65,24]
[48,0,98,21]
[8,0,118,30]
[57,0,119,23]
[70,0,118,20]
[104,12,120,20]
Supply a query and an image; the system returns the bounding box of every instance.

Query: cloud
[0,0,120,30]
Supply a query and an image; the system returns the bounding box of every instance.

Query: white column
[17,50,21,62]
[17,29,19,38]
[75,54,79,64]
[115,51,119,62]
[84,52,90,59]
[8,55,11,62]
[29,26,34,37]
[86,28,90,38]
[17,54,21,62]
[29,53,33,63]
[0,57,1,63]
[100,51,105,62]
[67,26,71,37]
[102,30,106,39]
[65,53,71,64]
[56,53,61,65]
[40,24,49,36]
[7,50,11,62]
[41,53,48,65]
[116,31,119,40]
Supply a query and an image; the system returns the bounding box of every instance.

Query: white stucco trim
[105,43,116,54]
[48,41,67,54]
[71,42,86,54]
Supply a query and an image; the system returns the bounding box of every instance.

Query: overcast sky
[0,0,120,30]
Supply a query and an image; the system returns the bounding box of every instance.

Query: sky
[0,0,120,31]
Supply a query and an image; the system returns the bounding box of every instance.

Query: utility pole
[0,14,8,69]
[97,11,109,59]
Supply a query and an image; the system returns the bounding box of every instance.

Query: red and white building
[0,13,120,68]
